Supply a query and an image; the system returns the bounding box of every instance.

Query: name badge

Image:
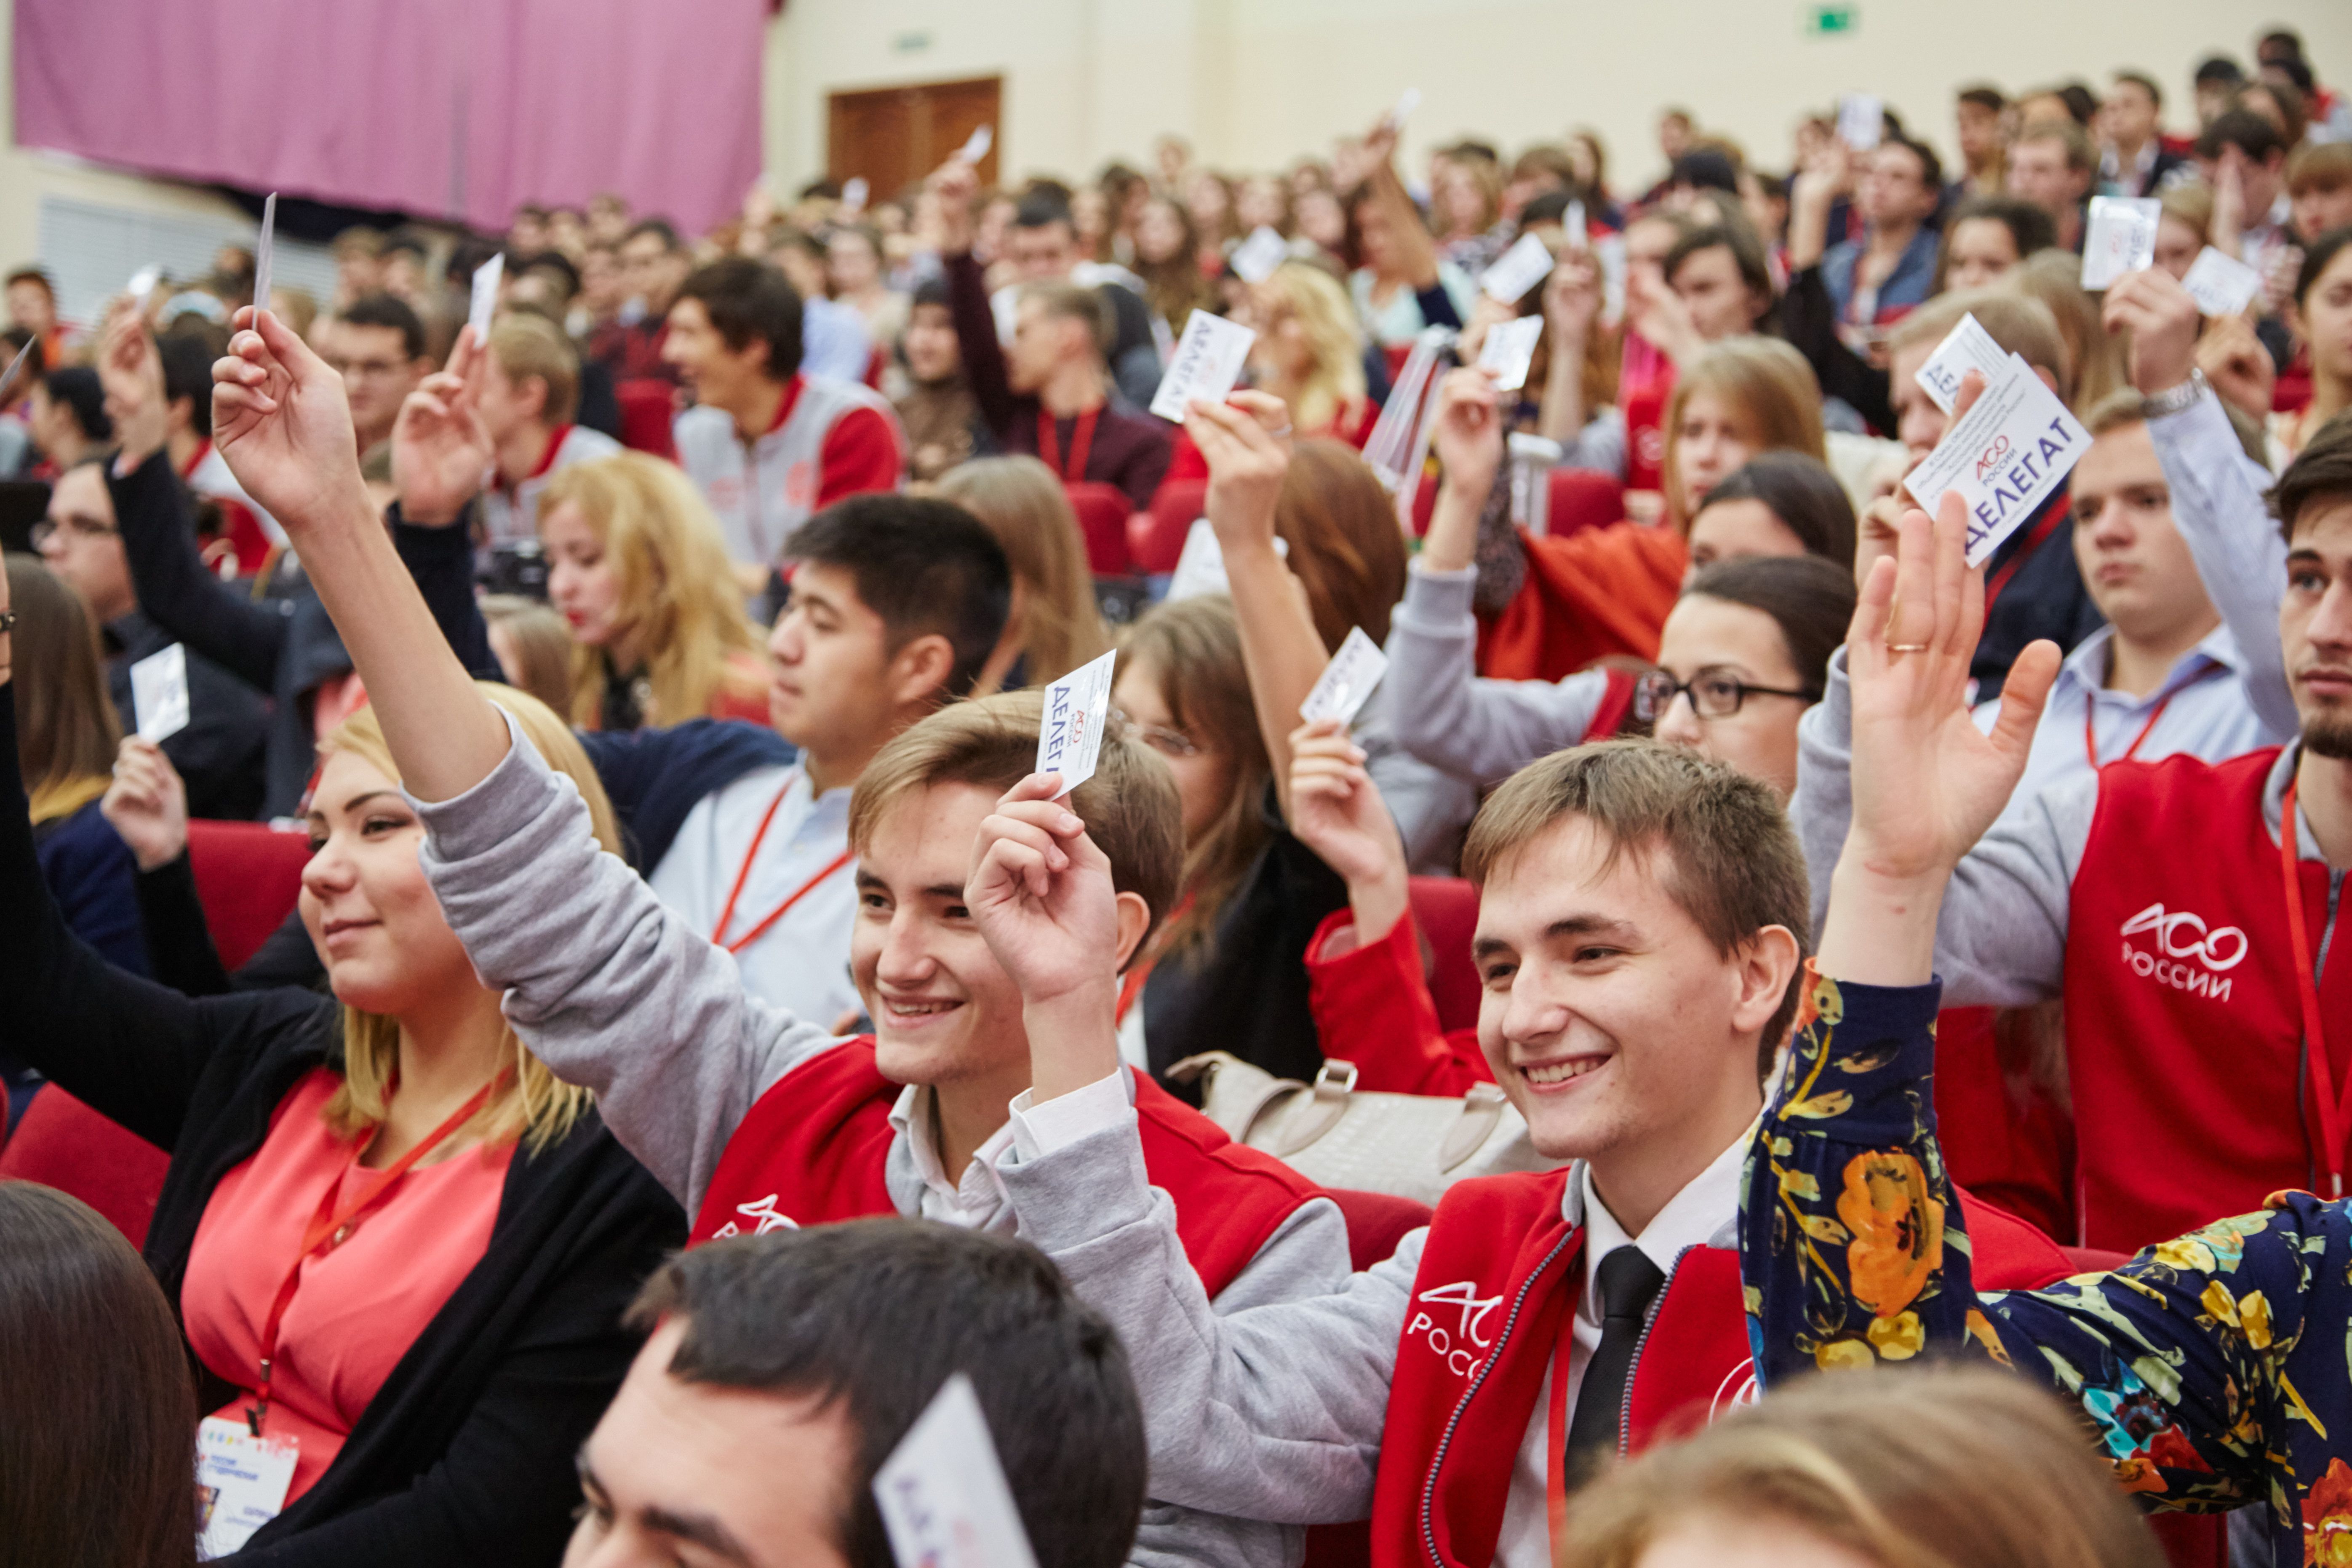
[197,1415,298,1558]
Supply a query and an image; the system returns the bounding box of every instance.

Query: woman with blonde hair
[1244,261,1375,444]
[537,451,770,731]
[932,455,1111,692]
[1563,1365,2163,1568]
[2009,250,2123,413]
[0,566,681,1566]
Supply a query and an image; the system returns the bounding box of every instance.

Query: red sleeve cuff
[816,406,905,506]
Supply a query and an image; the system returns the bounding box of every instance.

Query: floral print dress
[1741,964,2352,1567]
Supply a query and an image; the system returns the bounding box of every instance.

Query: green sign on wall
[1805,4,1859,36]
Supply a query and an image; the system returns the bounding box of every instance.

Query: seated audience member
[5,263,69,366]
[933,456,1112,692]
[1934,195,2059,292]
[27,364,111,473]
[6,546,679,1564]
[971,709,2082,1568]
[1561,1368,2164,1568]
[1789,377,2352,1255]
[36,459,268,821]
[480,591,576,715]
[2288,144,2352,251]
[1626,222,1777,371]
[475,313,622,550]
[203,336,1349,1564]
[986,187,1162,408]
[1238,260,1377,444]
[592,219,691,384]
[1132,194,1220,338]
[539,454,772,731]
[156,325,279,547]
[1346,129,1476,349]
[893,279,980,483]
[2274,230,2352,463]
[99,308,496,818]
[667,258,905,579]
[1741,493,2352,1568]
[2006,120,2097,251]
[932,160,1174,511]
[0,1183,200,1568]
[2197,108,2295,281]
[825,223,910,362]
[1819,135,1945,344]
[771,231,878,385]
[566,1221,1146,1568]
[318,293,432,456]
[2100,70,2189,199]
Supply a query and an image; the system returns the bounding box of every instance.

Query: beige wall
[766,0,2352,197]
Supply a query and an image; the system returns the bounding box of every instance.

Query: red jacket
[2064,748,2352,1251]
[1306,906,1491,1095]
[1372,1167,2080,1568]
[689,1039,1323,1298]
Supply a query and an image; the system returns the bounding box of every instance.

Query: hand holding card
[1475,314,1545,393]
[1903,354,2089,566]
[1300,627,1389,727]
[467,254,505,349]
[1149,311,1256,423]
[250,193,278,335]
[1913,312,2010,415]
[1036,649,1119,796]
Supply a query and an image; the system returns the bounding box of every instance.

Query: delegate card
[1036,648,1119,795]
[1231,225,1289,285]
[1476,313,1545,393]
[1149,310,1256,423]
[1564,199,1587,250]
[2181,246,2263,317]
[873,1375,1041,1568]
[1300,627,1389,727]
[1904,353,2090,567]
[251,193,278,333]
[841,176,869,213]
[1836,93,1883,150]
[1483,232,1556,304]
[958,124,993,164]
[468,253,505,347]
[2080,197,2160,290]
[131,642,191,743]
[1379,87,1421,134]
[1913,311,2010,415]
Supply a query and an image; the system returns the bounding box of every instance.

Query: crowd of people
[3,21,2352,1568]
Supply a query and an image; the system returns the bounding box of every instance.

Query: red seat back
[614,379,678,459]
[1407,876,1482,1034]
[1545,467,1626,539]
[1136,479,1208,574]
[1324,1186,1431,1272]
[0,1090,170,1247]
[187,820,312,970]
[1063,483,1135,577]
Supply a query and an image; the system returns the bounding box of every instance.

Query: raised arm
[1535,251,1603,448]
[929,157,1017,435]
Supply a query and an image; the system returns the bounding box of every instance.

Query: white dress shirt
[894,1071,1137,1226]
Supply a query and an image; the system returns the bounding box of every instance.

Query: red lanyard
[2280,777,2345,1199]
[710,775,855,955]
[1038,407,1098,483]
[2082,664,2224,770]
[246,1071,507,1433]
[1981,505,2066,614]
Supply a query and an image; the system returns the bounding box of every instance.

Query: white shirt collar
[887,1083,1017,1223]
[2051,621,2245,706]
[1569,1126,1751,1312]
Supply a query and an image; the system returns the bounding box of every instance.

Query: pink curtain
[13,0,766,235]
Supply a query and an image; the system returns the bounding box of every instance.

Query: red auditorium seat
[1135,478,1208,574]
[1063,482,1136,578]
[1406,876,1481,1034]
[614,379,678,459]
[187,819,313,970]
[0,1089,170,1247]
[1544,467,1626,539]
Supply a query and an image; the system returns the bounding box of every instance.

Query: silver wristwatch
[2140,368,2211,420]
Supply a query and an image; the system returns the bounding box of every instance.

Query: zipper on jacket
[1618,1244,1699,1454]
[1419,1230,1577,1568]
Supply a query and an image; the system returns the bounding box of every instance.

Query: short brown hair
[1462,741,1812,1064]
[1887,288,2070,393]
[849,691,1185,964]
[1019,281,1112,361]
[1277,441,1409,650]
[1562,1365,2164,1568]
[2288,141,2352,198]
[2014,118,2094,174]
[488,312,582,425]
[2271,410,2352,545]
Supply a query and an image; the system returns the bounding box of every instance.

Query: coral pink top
[182,1068,512,1502]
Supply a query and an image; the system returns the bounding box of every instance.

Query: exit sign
[1806,4,1858,35]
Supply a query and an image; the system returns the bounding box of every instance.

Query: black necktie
[1564,1245,1668,1478]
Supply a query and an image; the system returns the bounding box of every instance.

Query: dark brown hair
[0,1182,199,1568]
[2271,409,2352,545]
[6,554,122,821]
[1276,440,1410,650]
[1684,554,1857,699]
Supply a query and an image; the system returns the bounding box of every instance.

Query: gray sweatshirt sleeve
[998,1120,1407,1526]
[2147,390,2296,743]
[1553,406,1629,480]
[1789,649,2094,1008]
[414,715,837,1215]
[1385,564,1612,786]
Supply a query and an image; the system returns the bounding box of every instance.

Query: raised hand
[1287,718,1409,943]
[2100,267,2200,397]
[101,736,189,872]
[1428,366,1504,498]
[1624,263,1701,366]
[212,306,371,538]
[928,157,980,254]
[1189,389,1292,553]
[98,304,170,468]
[392,327,494,527]
[2197,311,2276,420]
[1542,251,1602,342]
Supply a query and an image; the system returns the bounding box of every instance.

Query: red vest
[688,1039,1324,1300]
[1368,1168,2077,1568]
[2064,748,2352,1252]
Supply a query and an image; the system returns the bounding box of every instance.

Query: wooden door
[828,75,1002,200]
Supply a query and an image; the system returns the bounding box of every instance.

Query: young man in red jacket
[971,730,2078,1568]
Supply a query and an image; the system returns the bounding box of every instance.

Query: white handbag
[1167,1052,1567,1207]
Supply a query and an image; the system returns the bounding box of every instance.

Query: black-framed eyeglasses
[1632,667,1818,723]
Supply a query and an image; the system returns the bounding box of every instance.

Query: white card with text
[1149,310,1256,423]
[1231,225,1290,285]
[129,266,161,307]
[873,1375,1040,1568]
[468,253,505,347]
[1300,626,1389,727]
[2080,196,2160,290]
[841,176,869,214]
[1482,232,1555,303]
[1913,311,2010,415]
[1476,313,1545,392]
[1903,354,2090,566]
[958,124,993,164]
[1836,93,1883,150]
[1564,199,1587,250]
[2181,245,2262,318]
[131,642,192,743]
[197,1415,298,1559]
[1036,648,1119,795]
[251,193,277,331]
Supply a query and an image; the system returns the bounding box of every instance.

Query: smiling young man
[964,738,2079,1568]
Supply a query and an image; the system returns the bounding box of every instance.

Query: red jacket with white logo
[2064,747,2352,1251]
[1371,1167,2078,1568]
[686,1038,1323,1298]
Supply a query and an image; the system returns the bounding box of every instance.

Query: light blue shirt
[799,296,874,383]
